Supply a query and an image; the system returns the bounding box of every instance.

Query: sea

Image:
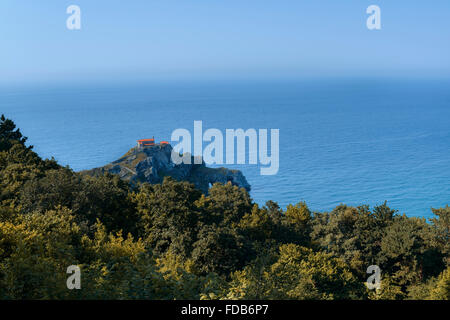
[1,78,449,219]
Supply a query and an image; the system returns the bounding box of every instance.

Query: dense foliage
[0,115,448,300]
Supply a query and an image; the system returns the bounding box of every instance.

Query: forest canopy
[0,115,448,300]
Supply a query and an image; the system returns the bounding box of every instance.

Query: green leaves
[0,114,28,152]
[226,244,363,300]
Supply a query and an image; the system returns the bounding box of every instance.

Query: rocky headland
[82,143,250,193]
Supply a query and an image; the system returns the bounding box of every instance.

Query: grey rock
[82,143,251,193]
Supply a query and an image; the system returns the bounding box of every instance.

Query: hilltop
[82,143,251,193]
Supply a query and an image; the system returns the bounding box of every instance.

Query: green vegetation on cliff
[0,115,448,300]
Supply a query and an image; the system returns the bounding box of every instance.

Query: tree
[430,206,450,266]
[0,116,59,206]
[20,169,139,235]
[429,267,450,300]
[0,114,28,151]
[378,216,440,295]
[283,201,312,244]
[196,182,253,226]
[132,177,202,258]
[226,244,364,300]
[238,204,276,242]
[191,225,247,276]
[0,207,81,299]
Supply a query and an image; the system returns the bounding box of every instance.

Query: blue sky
[1,0,450,84]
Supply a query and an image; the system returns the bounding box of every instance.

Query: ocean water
[1,78,449,218]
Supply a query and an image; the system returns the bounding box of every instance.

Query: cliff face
[82,143,250,193]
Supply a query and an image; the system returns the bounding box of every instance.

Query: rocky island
[82,142,251,193]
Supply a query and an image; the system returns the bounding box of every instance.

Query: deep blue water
[1,79,449,218]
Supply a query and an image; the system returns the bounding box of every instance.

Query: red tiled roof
[137,138,155,142]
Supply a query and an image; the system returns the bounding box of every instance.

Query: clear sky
[1,0,450,85]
